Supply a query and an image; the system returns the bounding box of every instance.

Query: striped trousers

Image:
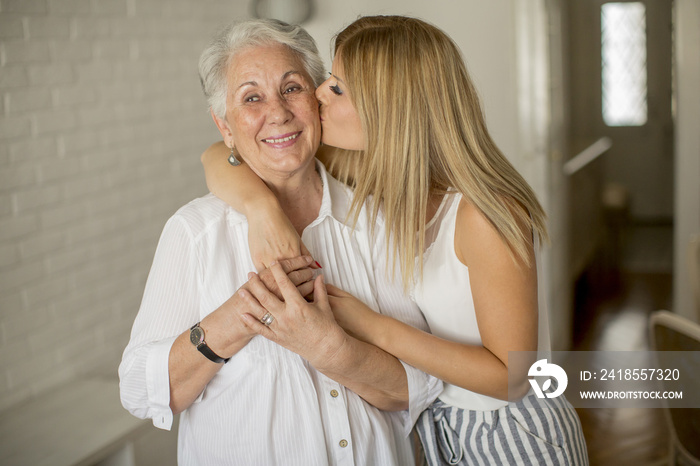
[415,395,588,465]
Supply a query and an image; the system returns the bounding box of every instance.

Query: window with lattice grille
[601,2,648,126]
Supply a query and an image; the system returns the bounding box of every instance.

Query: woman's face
[215,43,321,181]
[315,55,365,151]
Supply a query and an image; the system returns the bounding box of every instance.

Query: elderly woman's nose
[267,95,293,123]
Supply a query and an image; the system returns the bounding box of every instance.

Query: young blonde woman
[202,15,588,465]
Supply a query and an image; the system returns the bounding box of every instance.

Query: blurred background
[1,0,698,465]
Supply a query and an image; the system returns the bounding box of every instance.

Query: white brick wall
[0,0,248,411]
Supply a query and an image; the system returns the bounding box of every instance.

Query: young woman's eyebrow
[328,71,345,84]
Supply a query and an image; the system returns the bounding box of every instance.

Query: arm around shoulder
[200,141,310,270]
[201,140,277,214]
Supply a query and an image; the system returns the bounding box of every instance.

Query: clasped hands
[233,255,358,370]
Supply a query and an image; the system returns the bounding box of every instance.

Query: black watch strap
[197,342,229,364]
[190,323,230,364]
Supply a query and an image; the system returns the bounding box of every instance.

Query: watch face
[190,326,204,346]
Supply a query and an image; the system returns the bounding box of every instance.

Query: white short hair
[199,18,326,118]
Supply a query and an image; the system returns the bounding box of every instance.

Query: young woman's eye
[329,84,343,96]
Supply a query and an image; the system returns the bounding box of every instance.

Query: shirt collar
[305,159,359,231]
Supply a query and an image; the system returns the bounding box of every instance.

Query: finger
[253,256,266,273]
[327,295,338,308]
[237,288,270,320]
[296,280,314,299]
[239,312,277,341]
[277,255,313,274]
[246,272,284,312]
[325,283,343,297]
[312,274,330,309]
[300,242,321,269]
[270,262,305,304]
[255,269,280,299]
[287,267,314,286]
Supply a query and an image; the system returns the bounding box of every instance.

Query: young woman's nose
[315,82,328,104]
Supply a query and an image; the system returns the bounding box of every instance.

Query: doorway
[564,2,675,463]
[567,0,674,280]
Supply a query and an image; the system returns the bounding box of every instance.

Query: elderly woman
[118,19,439,465]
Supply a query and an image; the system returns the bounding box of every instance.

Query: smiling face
[213,43,321,183]
[315,55,365,151]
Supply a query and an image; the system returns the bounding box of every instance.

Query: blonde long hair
[321,16,548,288]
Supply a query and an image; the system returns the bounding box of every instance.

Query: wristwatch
[189,322,229,364]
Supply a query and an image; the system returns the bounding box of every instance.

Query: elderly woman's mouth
[261,132,301,145]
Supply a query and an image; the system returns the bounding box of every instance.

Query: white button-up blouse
[119,162,442,466]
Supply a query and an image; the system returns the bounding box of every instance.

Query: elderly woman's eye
[284,85,301,94]
[245,95,260,103]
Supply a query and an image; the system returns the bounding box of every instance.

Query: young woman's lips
[261,131,301,148]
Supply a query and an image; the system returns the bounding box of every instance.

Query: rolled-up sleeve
[118,215,201,430]
[399,360,442,432]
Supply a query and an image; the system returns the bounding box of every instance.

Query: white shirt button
[330,389,339,398]
[339,439,348,448]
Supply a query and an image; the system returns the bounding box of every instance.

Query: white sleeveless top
[411,192,551,411]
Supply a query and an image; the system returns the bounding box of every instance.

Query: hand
[200,140,318,271]
[211,256,316,346]
[254,255,315,300]
[247,204,315,272]
[238,263,347,370]
[326,284,378,344]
